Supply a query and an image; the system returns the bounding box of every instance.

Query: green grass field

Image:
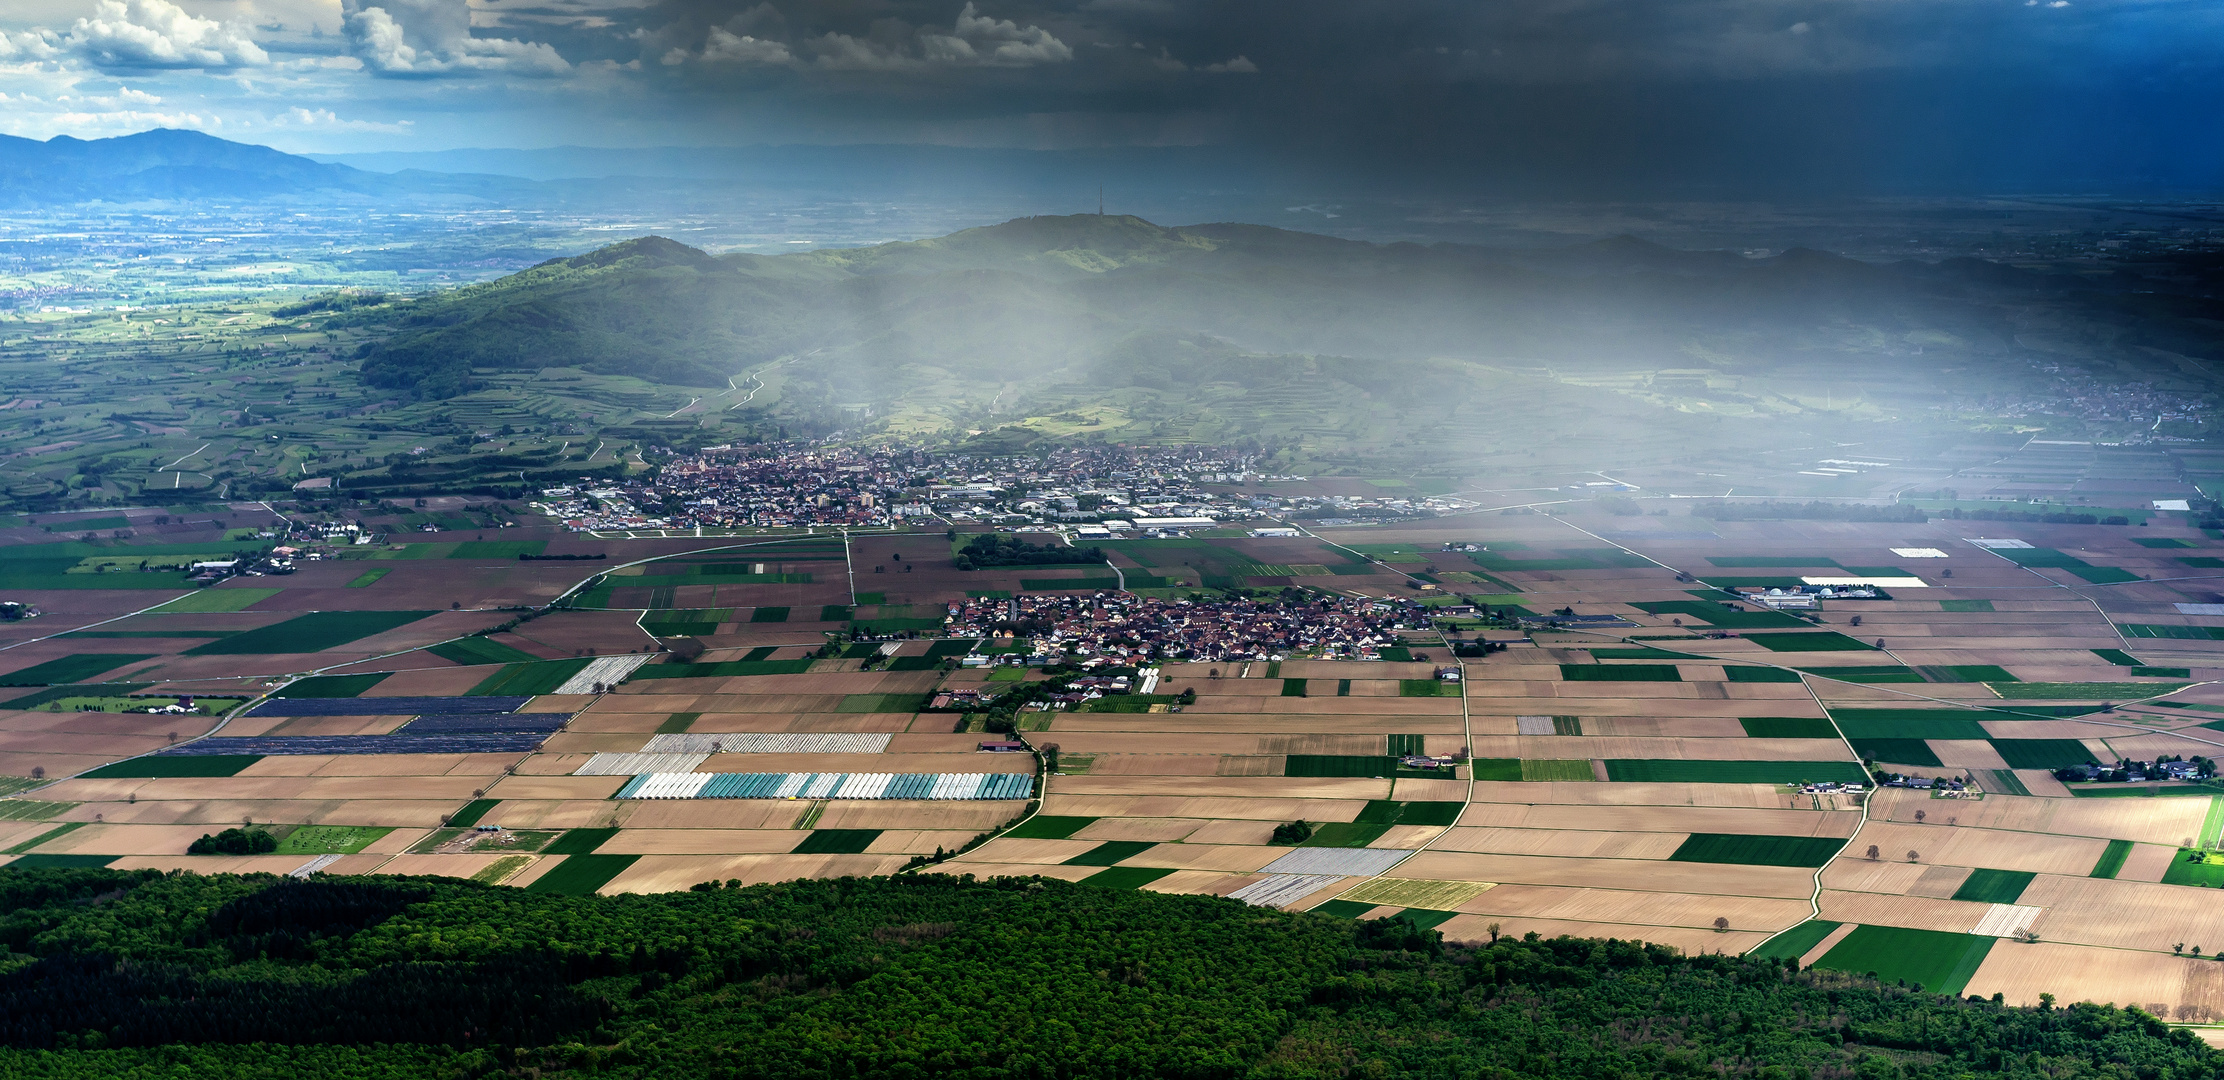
[0,683,148,709]
[274,672,389,698]
[426,637,543,666]
[2161,849,2224,887]
[28,693,244,715]
[1851,738,1941,766]
[449,541,547,560]
[1588,647,1688,660]
[467,659,595,696]
[1352,800,1463,827]
[544,827,621,855]
[447,799,499,827]
[1520,759,1597,781]
[1399,679,1460,696]
[1989,682,2189,700]
[2118,625,2224,640]
[1005,815,1096,839]
[1604,760,1867,785]
[186,611,433,655]
[1830,711,1992,740]
[1812,925,1995,995]
[1989,739,2098,770]
[524,853,641,895]
[1797,666,1924,683]
[345,569,390,588]
[79,755,262,778]
[3,854,117,869]
[1923,665,2018,683]
[1750,920,1842,960]
[1559,664,1681,681]
[1078,866,1176,889]
[274,825,394,855]
[1461,759,1518,781]
[750,606,791,623]
[1063,840,1158,866]
[2089,840,2136,880]
[0,654,152,686]
[1744,632,1875,652]
[150,587,282,613]
[1287,755,1401,778]
[791,829,882,854]
[2092,649,2142,666]
[1940,600,1996,612]
[1310,899,1376,918]
[1951,869,2036,904]
[1298,822,1394,848]
[1669,833,1843,868]
[1724,666,1803,683]
[1740,717,1838,739]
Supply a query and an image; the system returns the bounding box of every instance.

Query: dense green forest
[0,866,2209,1079]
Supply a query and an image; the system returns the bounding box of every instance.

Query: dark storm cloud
[552,0,2220,191]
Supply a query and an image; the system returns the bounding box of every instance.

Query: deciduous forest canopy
[0,868,2206,1078]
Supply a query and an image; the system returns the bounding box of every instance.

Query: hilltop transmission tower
[1098,186,1104,216]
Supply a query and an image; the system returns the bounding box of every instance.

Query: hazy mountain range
[338,212,2221,464]
[0,129,551,207]
[0,130,1265,215]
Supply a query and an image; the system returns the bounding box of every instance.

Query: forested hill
[347,213,2071,404]
[337,213,2224,467]
[0,867,2209,1079]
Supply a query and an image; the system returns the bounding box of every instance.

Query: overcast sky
[0,0,2218,192]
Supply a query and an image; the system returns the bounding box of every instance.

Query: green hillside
[344,215,2055,466]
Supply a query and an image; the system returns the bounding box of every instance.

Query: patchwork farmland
[7,503,2224,1028]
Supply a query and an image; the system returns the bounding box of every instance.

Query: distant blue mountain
[0,129,534,206]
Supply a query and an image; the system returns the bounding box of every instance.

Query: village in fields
[6,476,2224,1030]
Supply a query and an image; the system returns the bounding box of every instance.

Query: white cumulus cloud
[698,26,795,65]
[0,30,62,63]
[813,4,1071,70]
[919,3,1073,66]
[64,0,268,70]
[341,0,570,77]
[1202,55,1257,73]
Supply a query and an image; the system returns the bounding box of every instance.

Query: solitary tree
[1713,916,1730,932]
[2177,943,2186,954]
[1907,849,1921,862]
[1915,809,1927,824]
[1866,844,1880,860]
[1487,922,1501,943]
